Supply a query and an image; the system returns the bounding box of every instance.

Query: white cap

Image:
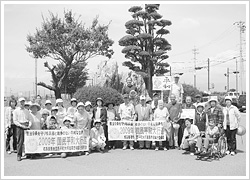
[225,96,232,102]
[140,95,146,100]
[45,100,52,105]
[173,74,180,78]
[24,101,31,106]
[84,101,92,107]
[77,102,85,108]
[56,99,63,104]
[71,98,77,102]
[18,97,25,102]
[63,116,72,123]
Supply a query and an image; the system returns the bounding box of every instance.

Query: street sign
[153,76,172,90]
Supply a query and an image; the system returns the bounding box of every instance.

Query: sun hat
[185,118,192,123]
[94,119,102,125]
[84,101,92,107]
[41,109,50,115]
[71,98,77,102]
[173,74,180,78]
[197,103,205,108]
[208,97,218,103]
[45,100,52,105]
[51,106,59,111]
[63,116,72,123]
[56,98,63,104]
[30,103,41,111]
[76,102,85,109]
[224,96,232,102]
[195,94,202,98]
[24,101,31,106]
[106,102,115,107]
[18,97,25,102]
[96,97,104,104]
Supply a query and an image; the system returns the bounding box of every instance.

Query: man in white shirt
[13,97,33,161]
[118,94,136,150]
[169,74,184,104]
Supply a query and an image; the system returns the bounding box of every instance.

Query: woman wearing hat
[206,97,223,128]
[223,96,241,156]
[93,97,108,149]
[44,100,52,115]
[55,99,67,128]
[74,102,91,130]
[85,101,94,122]
[29,103,42,130]
[194,103,207,133]
[67,98,78,120]
[90,119,106,153]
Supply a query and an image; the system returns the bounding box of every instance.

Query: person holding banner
[169,74,184,104]
[166,94,182,149]
[153,100,170,151]
[13,97,33,161]
[118,94,136,150]
[135,95,153,149]
[90,119,106,153]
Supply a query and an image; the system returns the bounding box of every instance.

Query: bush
[74,86,124,107]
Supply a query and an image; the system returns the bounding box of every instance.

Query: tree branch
[37,82,55,91]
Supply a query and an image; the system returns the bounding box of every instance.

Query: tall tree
[26,10,114,98]
[119,4,172,96]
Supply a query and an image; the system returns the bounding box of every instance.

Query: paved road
[4,113,247,177]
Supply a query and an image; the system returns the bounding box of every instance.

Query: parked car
[238,94,246,112]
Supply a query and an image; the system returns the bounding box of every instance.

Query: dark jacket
[93,107,107,123]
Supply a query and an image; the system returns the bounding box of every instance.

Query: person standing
[13,97,32,161]
[195,103,207,133]
[169,74,184,104]
[153,100,170,151]
[223,96,241,156]
[5,98,18,154]
[122,77,138,95]
[93,98,108,149]
[193,94,203,108]
[118,94,136,150]
[74,102,91,130]
[55,98,67,128]
[206,97,223,128]
[151,92,160,113]
[135,95,153,149]
[106,102,118,149]
[67,98,78,119]
[44,100,52,115]
[85,101,94,125]
[166,94,182,149]
[29,103,42,130]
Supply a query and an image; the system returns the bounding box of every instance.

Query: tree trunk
[54,87,62,99]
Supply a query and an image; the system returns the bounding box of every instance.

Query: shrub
[74,86,123,107]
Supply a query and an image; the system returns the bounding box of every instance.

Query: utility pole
[192,46,199,88]
[208,58,210,92]
[234,21,245,94]
[224,68,229,92]
[35,58,37,97]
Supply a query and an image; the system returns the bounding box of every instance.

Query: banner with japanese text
[108,121,166,141]
[152,76,172,90]
[180,109,196,120]
[24,129,89,153]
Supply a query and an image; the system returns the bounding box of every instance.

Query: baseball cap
[18,97,25,102]
[45,100,52,105]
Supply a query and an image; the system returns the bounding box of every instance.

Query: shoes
[177,147,181,150]
[85,152,89,155]
[122,146,127,150]
[226,150,230,155]
[164,147,168,151]
[112,146,116,150]
[230,151,235,156]
[17,156,21,161]
[7,151,12,154]
[182,151,190,155]
[155,147,159,151]
[130,146,134,150]
[13,150,17,153]
[190,153,194,156]
[194,151,201,155]
[138,147,143,150]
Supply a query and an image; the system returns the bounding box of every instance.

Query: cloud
[178,18,200,29]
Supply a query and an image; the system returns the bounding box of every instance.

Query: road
[3,113,247,177]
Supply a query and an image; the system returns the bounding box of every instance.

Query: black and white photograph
[1,1,248,178]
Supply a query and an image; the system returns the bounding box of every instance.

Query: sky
[2,2,247,97]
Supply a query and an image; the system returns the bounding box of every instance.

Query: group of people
[4,74,241,161]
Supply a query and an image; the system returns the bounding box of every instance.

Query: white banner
[24,129,89,153]
[152,76,172,90]
[180,109,196,120]
[108,121,166,141]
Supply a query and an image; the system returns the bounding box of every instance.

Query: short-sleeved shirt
[154,107,169,121]
[183,124,200,142]
[30,112,42,130]
[166,102,182,121]
[74,111,91,129]
[118,103,135,121]
[122,85,137,95]
[135,104,152,121]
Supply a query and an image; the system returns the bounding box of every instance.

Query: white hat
[45,100,52,105]
[63,116,72,123]
[208,97,218,103]
[24,101,32,106]
[30,103,41,111]
[56,98,63,104]
[197,103,205,108]
[225,96,232,102]
[71,98,77,102]
[18,97,25,102]
[140,95,146,100]
[77,102,85,108]
[84,101,92,107]
[173,74,180,78]
[94,119,101,125]
[51,106,58,111]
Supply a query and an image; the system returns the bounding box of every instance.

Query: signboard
[24,129,89,154]
[108,121,166,141]
[180,109,196,120]
[152,76,172,90]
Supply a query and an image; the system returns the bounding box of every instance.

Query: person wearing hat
[118,94,136,150]
[13,97,33,161]
[153,100,170,151]
[122,76,138,95]
[55,99,67,128]
[151,92,160,113]
[90,119,106,153]
[44,100,52,114]
[129,90,139,106]
[168,74,184,104]
[93,97,108,149]
[24,101,31,110]
[67,98,78,120]
[195,119,219,155]
[135,95,153,149]
[194,103,207,133]
[74,102,91,130]
[180,118,200,155]
[85,101,94,122]
[41,109,50,130]
[35,95,43,108]
[166,94,182,149]
[194,94,202,108]
[61,116,73,130]
[222,96,241,156]
[5,98,18,154]
[206,97,223,128]
[47,115,59,130]
[30,103,42,130]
